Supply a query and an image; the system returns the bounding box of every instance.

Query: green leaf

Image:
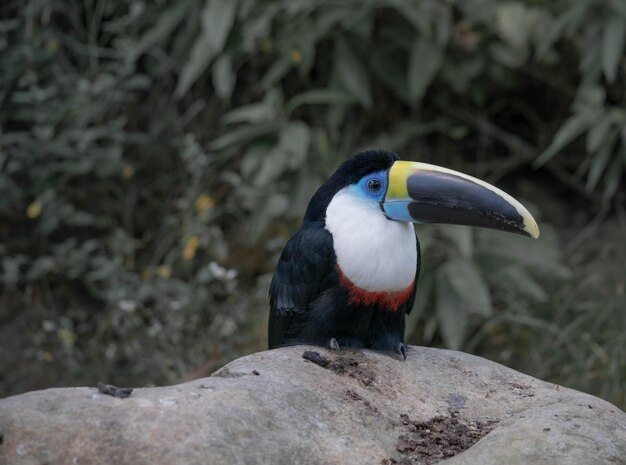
[201,0,238,53]
[405,272,433,341]
[254,150,287,187]
[497,266,548,302]
[496,3,529,50]
[279,122,310,168]
[535,111,596,166]
[586,113,614,154]
[475,229,572,281]
[602,16,626,83]
[223,102,274,125]
[176,35,214,97]
[26,256,57,281]
[260,58,292,89]
[342,8,374,39]
[212,54,235,100]
[414,225,435,253]
[436,272,468,350]
[335,39,372,108]
[175,0,238,96]
[2,255,29,286]
[222,88,281,125]
[312,6,351,36]
[368,120,444,152]
[240,146,266,178]
[408,38,443,102]
[587,131,617,190]
[423,315,439,345]
[370,48,409,101]
[613,1,626,20]
[286,88,356,114]
[209,122,280,151]
[535,2,592,60]
[576,85,606,108]
[435,5,452,47]
[398,4,431,35]
[131,0,191,60]
[442,257,492,317]
[266,193,289,216]
[439,225,473,258]
[602,153,625,200]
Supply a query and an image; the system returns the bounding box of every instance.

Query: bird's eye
[367,179,382,192]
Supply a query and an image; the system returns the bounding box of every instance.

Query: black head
[303,150,398,223]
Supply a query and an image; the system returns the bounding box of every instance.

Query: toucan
[268,150,539,359]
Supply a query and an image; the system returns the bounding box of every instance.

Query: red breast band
[336,264,415,312]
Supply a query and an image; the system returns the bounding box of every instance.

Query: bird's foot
[395,342,407,361]
[329,337,341,354]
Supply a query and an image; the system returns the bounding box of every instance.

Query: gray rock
[1,346,625,465]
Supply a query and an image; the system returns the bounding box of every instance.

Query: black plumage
[268,151,420,355]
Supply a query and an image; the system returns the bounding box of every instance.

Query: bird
[268,150,539,359]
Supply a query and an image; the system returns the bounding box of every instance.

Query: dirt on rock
[302,350,376,386]
[346,388,380,414]
[382,413,498,465]
[97,383,133,399]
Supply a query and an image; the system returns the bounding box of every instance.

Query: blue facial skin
[353,169,415,222]
[354,170,388,203]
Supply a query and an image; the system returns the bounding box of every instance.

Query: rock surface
[1,346,625,465]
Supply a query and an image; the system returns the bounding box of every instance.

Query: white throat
[325,187,417,292]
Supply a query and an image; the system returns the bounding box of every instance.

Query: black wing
[268,223,336,349]
[405,235,421,314]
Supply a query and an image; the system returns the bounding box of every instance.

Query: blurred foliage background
[1,0,625,409]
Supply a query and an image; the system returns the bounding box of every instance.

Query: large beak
[382,161,539,238]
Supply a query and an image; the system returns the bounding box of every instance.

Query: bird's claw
[395,342,407,361]
[329,337,341,354]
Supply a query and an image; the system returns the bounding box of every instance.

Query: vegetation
[1,0,624,408]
